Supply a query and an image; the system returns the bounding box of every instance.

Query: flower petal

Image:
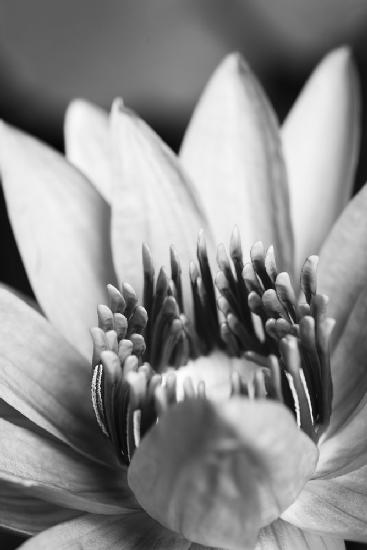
[256,519,345,550]
[327,284,367,435]
[18,512,190,550]
[0,480,81,535]
[317,393,367,477]
[110,100,214,315]
[0,418,135,514]
[64,99,112,203]
[180,53,294,274]
[128,398,317,549]
[0,122,115,358]
[0,287,114,466]
[282,47,360,274]
[318,183,367,344]
[282,466,367,543]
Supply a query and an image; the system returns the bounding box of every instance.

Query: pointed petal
[19,512,190,550]
[328,284,367,435]
[0,418,134,514]
[317,392,367,477]
[282,47,360,273]
[64,100,112,203]
[0,480,81,535]
[180,53,294,274]
[0,122,115,358]
[128,398,317,549]
[256,519,345,549]
[283,467,367,543]
[318,182,367,343]
[110,100,214,315]
[0,287,114,466]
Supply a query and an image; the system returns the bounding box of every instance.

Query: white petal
[129,398,317,548]
[19,512,190,550]
[0,122,116,358]
[0,287,113,466]
[317,392,367,477]
[110,100,214,317]
[180,53,294,274]
[283,467,367,542]
[0,418,134,515]
[64,99,112,203]
[0,480,80,535]
[282,47,360,273]
[256,519,345,550]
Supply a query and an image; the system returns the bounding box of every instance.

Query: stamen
[90,230,335,464]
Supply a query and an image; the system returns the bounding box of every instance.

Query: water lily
[0,46,365,549]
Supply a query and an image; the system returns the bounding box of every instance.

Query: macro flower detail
[0,46,365,549]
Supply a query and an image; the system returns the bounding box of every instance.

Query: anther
[122,283,138,319]
[301,256,319,304]
[97,304,114,332]
[107,284,126,314]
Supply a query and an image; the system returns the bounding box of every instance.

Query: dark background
[1,1,367,548]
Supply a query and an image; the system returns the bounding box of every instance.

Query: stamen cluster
[91,229,334,465]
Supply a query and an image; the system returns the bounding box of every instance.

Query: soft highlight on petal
[128,398,317,549]
[328,284,367,435]
[318,182,367,343]
[282,47,360,274]
[256,519,345,549]
[283,466,367,543]
[0,122,115,358]
[0,287,115,466]
[110,100,214,315]
[317,392,367,477]
[19,512,190,550]
[64,99,112,202]
[0,418,135,515]
[180,52,294,274]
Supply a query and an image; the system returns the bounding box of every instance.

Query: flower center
[90,228,333,465]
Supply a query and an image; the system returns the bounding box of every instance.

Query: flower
[0,46,365,549]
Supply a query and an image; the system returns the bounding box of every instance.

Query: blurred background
[1,1,367,548]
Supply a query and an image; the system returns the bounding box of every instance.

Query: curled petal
[282,47,360,274]
[180,52,294,274]
[283,466,367,543]
[19,512,190,550]
[256,519,345,549]
[0,287,114,466]
[0,122,115,358]
[110,100,214,316]
[128,398,317,549]
[0,480,80,535]
[64,99,112,202]
[318,182,367,344]
[0,418,135,514]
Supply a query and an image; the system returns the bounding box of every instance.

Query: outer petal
[282,47,360,273]
[0,480,80,535]
[128,398,317,550]
[180,53,294,274]
[0,122,115,358]
[64,100,112,203]
[0,418,135,514]
[19,512,190,550]
[0,287,114,466]
[317,393,367,477]
[256,519,345,549]
[318,183,367,344]
[110,100,214,315]
[327,284,367,435]
[283,467,367,543]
